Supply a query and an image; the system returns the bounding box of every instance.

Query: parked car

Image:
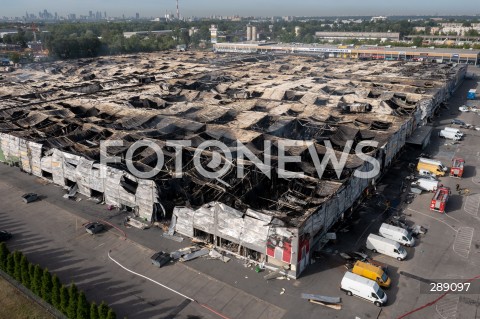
[451,119,466,126]
[21,193,38,203]
[151,251,171,268]
[0,230,12,242]
[85,222,105,234]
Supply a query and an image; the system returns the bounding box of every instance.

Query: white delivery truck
[340,271,387,307]
[439,129,462,141]
[443,127,464,137]
[411,178,439,192]
[379,223,415,247]
[366,234,407,261]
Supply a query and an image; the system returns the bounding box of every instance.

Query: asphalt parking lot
[1,66,480,319]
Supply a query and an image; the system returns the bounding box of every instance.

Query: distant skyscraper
[136,13,140,19]
[104,11,107,18]
[177,0,180,20]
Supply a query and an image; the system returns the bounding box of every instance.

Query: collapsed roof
[0,51,464,226]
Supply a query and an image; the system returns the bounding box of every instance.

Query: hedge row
[0,242,117,319]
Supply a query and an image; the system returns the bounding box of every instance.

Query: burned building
[0,52,466,277]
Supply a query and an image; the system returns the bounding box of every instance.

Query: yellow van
[352,261,391,288]
[416,158,447,177]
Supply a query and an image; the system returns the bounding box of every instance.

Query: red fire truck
[430,187,451,213]
[450,158,465,178]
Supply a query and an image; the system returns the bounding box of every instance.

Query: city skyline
[4,0,480,18]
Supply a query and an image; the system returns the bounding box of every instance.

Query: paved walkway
[0,181,285,319]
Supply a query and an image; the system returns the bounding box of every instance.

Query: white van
[340,271,387,307]
[366,234,407,261]
[379,223,415,247]
[444,127,464,137]
[439,130,462,141]
[411,178,439,192]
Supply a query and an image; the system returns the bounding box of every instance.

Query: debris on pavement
[180,248,209,262]
[301,293,342,309]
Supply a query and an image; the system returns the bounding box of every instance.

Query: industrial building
[0,51,466,277]
[214,43,480,65]
[123,30,173,38]
[404,34,480,45]
[315,31,400,42]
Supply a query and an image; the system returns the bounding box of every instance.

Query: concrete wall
[0,133,157,221]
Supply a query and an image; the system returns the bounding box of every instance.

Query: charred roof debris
[0,51,466,277]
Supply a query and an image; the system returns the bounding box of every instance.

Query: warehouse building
[214,43,480,65]
[315,31,400,42]
[0,52,466,277]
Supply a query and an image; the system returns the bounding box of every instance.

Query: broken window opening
[91,189,104,200]
[120,176,138,194]
[121,205,137,214]
[42,170,53,181]
[193,228,214,244]
[65,179,76,188]
[240,246,263,262]
[218,237,239,253]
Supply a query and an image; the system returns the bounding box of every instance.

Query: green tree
[13,251,22,281]
[8,52,21,64]
[98,302,109,319]
[60,285,69,315]
[90,302,99,319]
[20,255,30,289]
[76,292,89,319]
[466,29,479,36]
[412,37,423,47]
[28,263,34,283]
[51,275,61,309]
[0,242,9,270]
[41,268,53,304]
[6,253,14,276]
[67,283,79,319]
[106,309,116,319]
[31,264,43,296]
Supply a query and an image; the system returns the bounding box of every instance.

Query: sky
[7,0,480,18]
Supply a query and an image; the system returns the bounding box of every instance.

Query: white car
[459,106,469,112]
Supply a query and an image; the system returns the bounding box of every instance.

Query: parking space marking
[406,208,457,232]
[435,294,459,319]
[453,227,474,258]
[463,194,480,217]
